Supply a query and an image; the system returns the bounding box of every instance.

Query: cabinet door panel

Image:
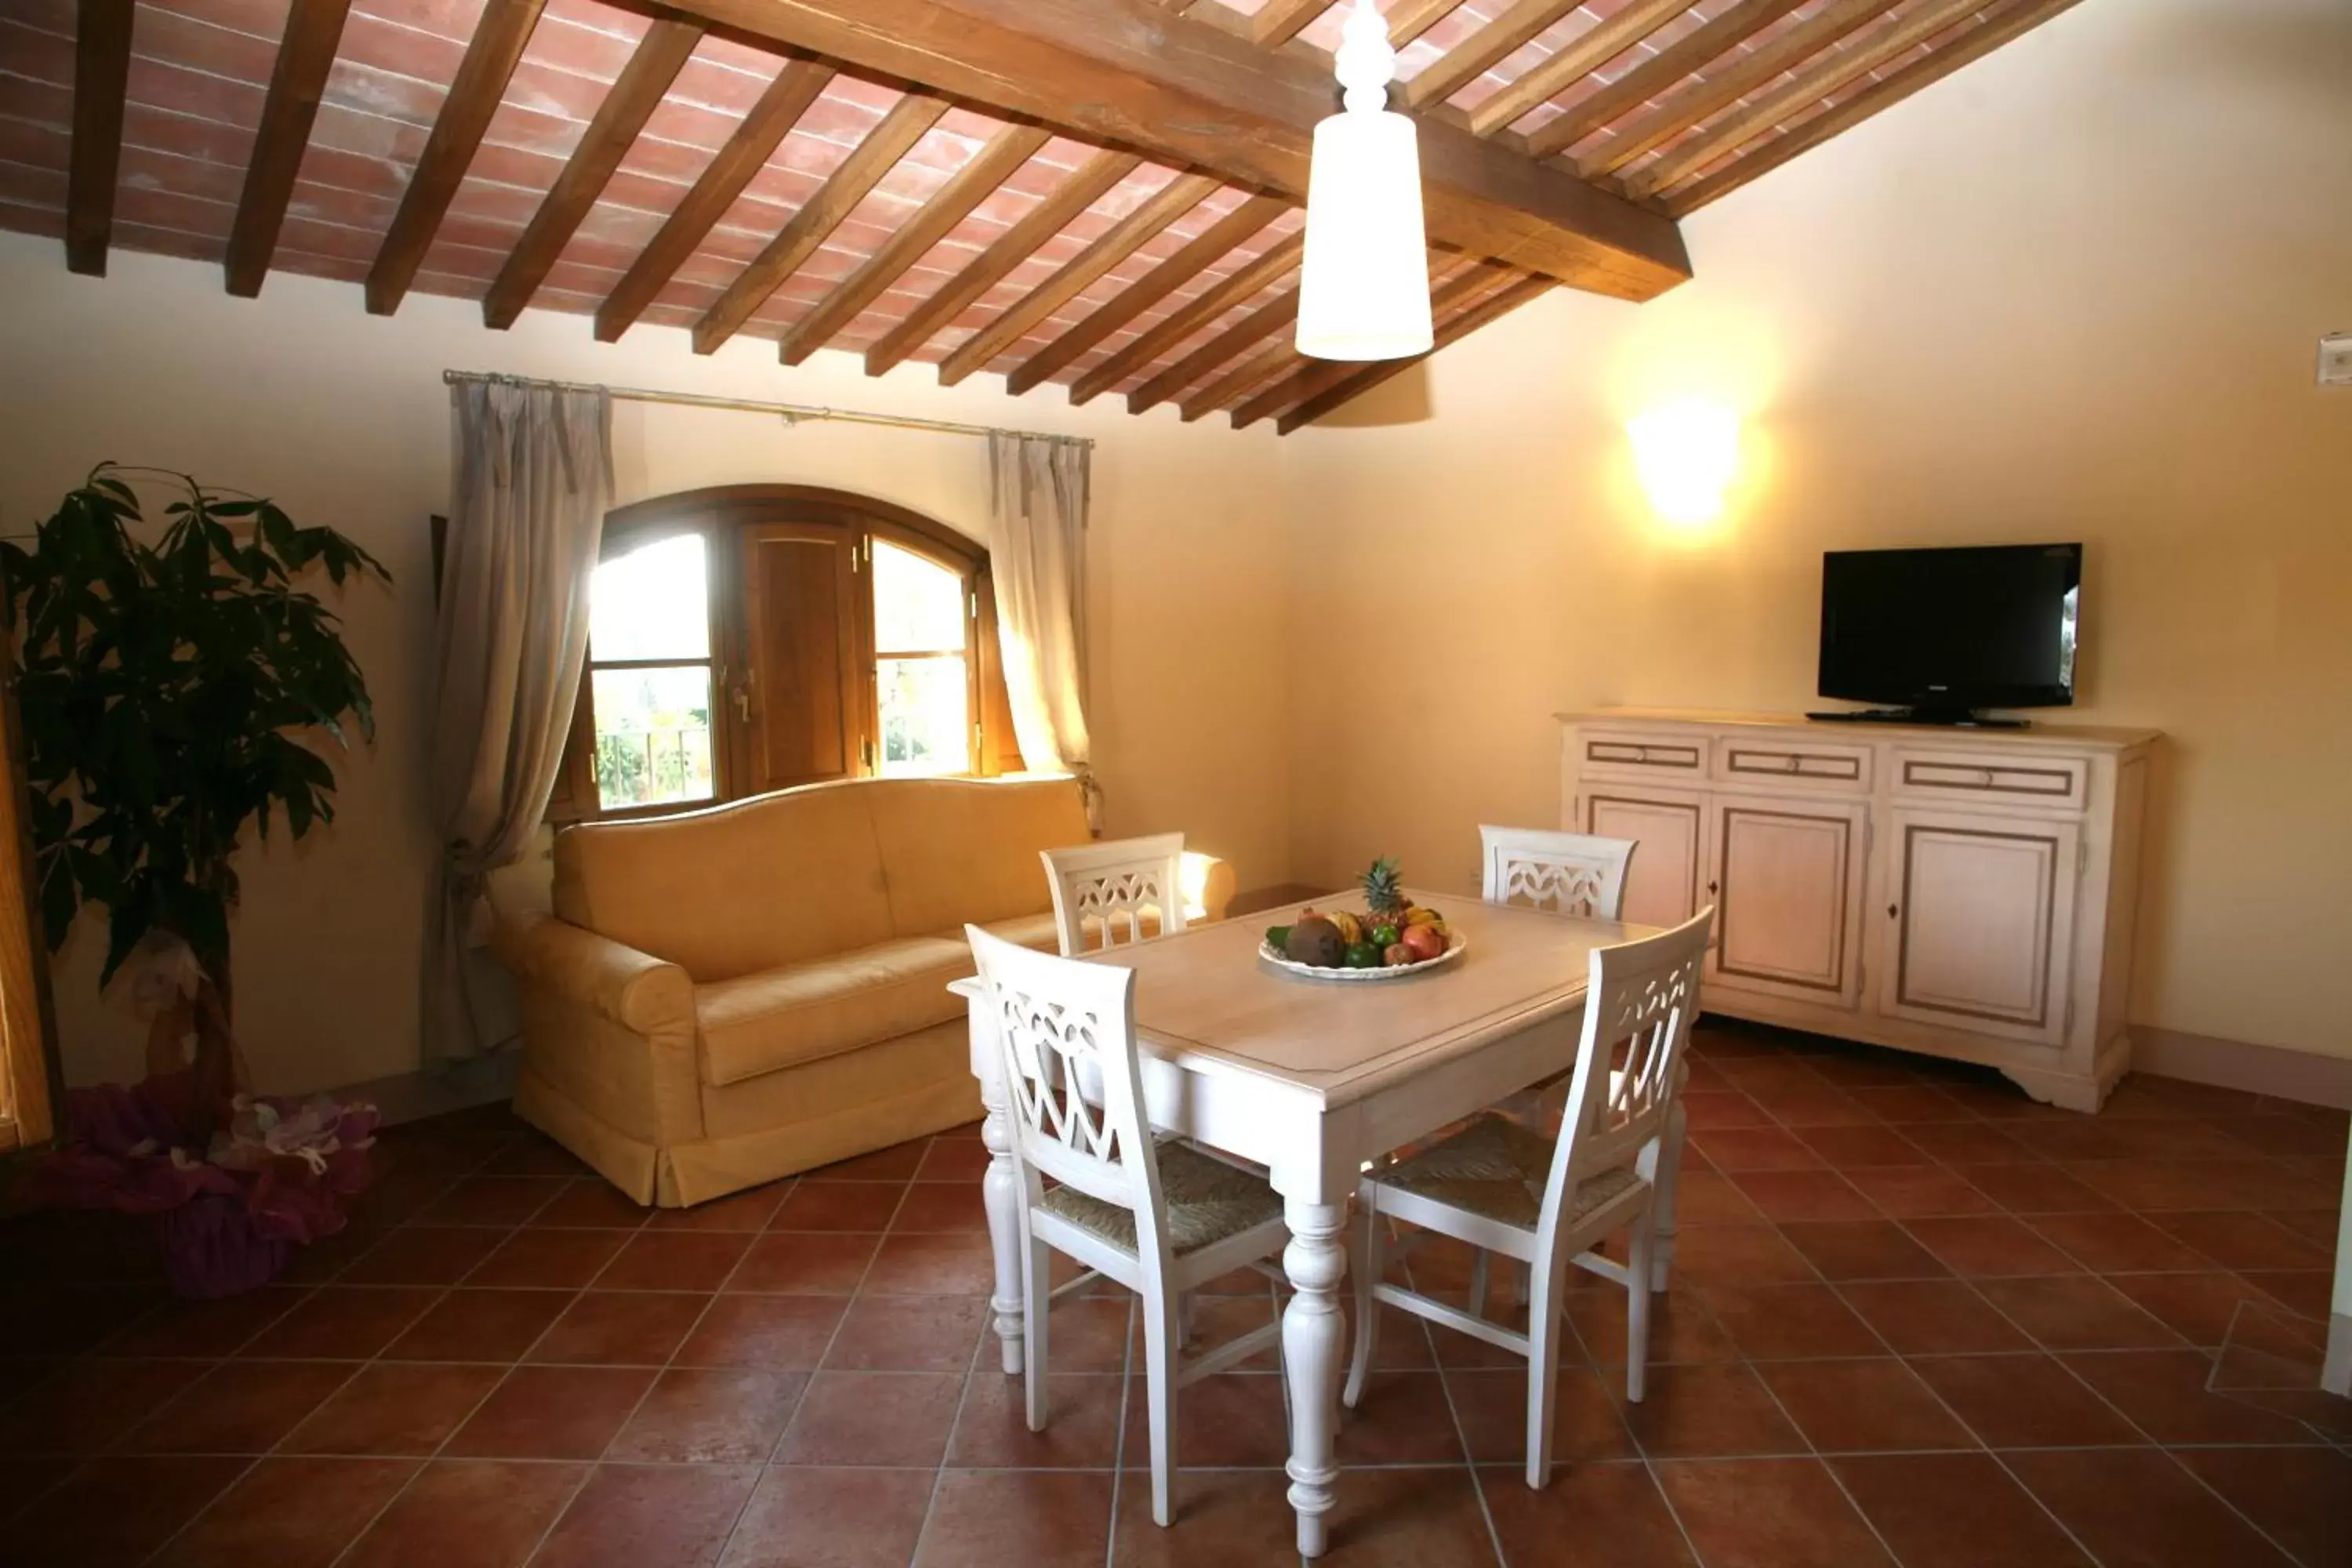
[1881,810,2079,1046]
[1708,799,1867,1007]
[1578,788,1704,930]
[740,522,866,793]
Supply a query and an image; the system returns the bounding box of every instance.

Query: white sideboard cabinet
[1560,709,2158,1111]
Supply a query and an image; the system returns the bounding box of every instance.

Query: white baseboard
[332,1047,521,1128]
[2133,1026,2352,1111]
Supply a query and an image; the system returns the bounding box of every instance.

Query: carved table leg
[1281,1199,1348,1558]
[1638,1098,1686,1293]
[978,1085,1025,1376]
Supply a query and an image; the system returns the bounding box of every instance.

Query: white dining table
[955,890,1684,1557]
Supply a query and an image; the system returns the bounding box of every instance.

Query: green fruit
[1370,924,1401,949]
[1265,925,1291,951]
[1342,942,1381,969]
[1285,916,1345,967]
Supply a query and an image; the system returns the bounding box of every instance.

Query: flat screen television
[1813,543,2081,728]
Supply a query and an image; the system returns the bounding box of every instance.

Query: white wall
[0,237,1294,1095]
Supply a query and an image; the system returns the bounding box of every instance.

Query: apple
[1400,924,1446,961]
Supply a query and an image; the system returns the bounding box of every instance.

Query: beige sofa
[489,775,1233,1207]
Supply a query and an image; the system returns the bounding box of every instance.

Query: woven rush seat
[1374,1113,1641,1230]
[1038,1142,1284,1256]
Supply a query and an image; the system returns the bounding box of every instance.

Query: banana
[1327,910,1363,946]
[1403,906,1441,927]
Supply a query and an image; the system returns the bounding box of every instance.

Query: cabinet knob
[1887,903,1899,920]
[1707,880,1719,896]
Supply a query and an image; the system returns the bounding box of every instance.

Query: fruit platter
[1258,858,1466,982]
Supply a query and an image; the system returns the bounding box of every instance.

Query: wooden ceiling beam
[865,149,1142,376]
[779,122,1051,366]
[1627,0,1987,198]
[1274,273,1553,432]
[1466,0,1697,138]
[692,91,949,354]
[1070,231,1301,405]
[1004,193,1287,395]
[597,59,833,342]
[225,0,352,296]
[366,0,546,315]
[485,18,702,329]
[938,170,1221,387]
[1230,256,1504,426]
[65,0,133,277]
[1664,0,2087,216]
[1179,336,1306,423]
[1129,281,1301,414]
[1388,0,1476,49]
[1525,0,1809,159]
[615,0,1689,299]
[1405,0,1584,111]
[1578,0,1900,180]
[1250,0,1337,47]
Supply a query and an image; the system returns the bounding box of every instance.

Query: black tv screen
[1818,544,2081,713]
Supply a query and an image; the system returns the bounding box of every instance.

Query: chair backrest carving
[1042,833,1189,955]
[1479,826,1636,922]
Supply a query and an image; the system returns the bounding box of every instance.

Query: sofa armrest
[1181,851,1236,924]
[492,913,693,1034]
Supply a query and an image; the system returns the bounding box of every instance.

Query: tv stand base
[1806,706,2031,730]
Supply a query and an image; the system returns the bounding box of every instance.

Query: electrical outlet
[2320,332,2352,387]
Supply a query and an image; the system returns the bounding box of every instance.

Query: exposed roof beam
[1274,273,1553,432]
[1071,231,1301,405]
[1231,257,1503,426]
[65,0,133,277]
[619,0,1689,299]
[225,0,353,297]
[596,59,834,342]
[1388,0,1476,49]
[1405,0,1584,111]
[1005,193,1287,395]
[1467,0,1697,138]
[938,171,1221,387]
[692,91,949,354]
[865,149,1142,377]
[1578,0,1900,180]
[779,123,1051,366]
[1524,0,1808,160]
[1130,280,1301,415]
[1664,0,2087,216]
[1180,336,1306,423]
[366,0,545,314]
[1249,0,1337,47]
[486,18,702,329]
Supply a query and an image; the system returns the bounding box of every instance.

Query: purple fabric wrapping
[158,1194,296,1299]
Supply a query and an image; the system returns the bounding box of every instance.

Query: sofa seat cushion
[697,935,977,1087]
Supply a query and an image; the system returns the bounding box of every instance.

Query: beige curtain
[423,379,613,1062]
[986,433,1098,828]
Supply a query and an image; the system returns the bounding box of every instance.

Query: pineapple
[1359,856,1406,921]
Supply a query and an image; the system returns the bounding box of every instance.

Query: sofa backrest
[551,775,1091,982]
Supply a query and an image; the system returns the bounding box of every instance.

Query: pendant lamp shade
[1295,0,1432,361]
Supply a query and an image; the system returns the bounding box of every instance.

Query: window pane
[591,533,710,662]
[873,539,967,654]
[591,665,716,810]
[878,656,970,777]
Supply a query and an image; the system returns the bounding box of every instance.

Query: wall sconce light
[1626,399,1742,525]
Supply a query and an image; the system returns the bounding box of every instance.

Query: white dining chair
[1342,909,1712,1488]
[1040,833,1189,955]
[1479,825,1637,920]
[964,924,1289,1526]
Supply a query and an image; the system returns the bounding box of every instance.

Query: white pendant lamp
[1294,0,1433,361]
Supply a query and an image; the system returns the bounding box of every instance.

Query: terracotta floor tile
[2238,1269,2334,1318]
[241,1286,440,1359]
[466,1229,628,1290]
[1840,1163,1998,1218]
[1947,1160,2118,1214]
[1728,1169,1879,1222]
[1566,1285,1738,1366]
[648,1185,790,1232]
[673,1294,848,1371]
[2151,1209,2333,1272]
[1755,1357,1976,1452]
[773,1370,965,1467]
[2058,1348,2325,1444]
[1973,1274,2184,1350]
[1702,1283,1887,1359]
[1843,1084,1975,1123]
[1681,1088,1774,1129]
[718,1466,934,1568]
[1829,1453,2090,1568]
[1663,1168,1762,1223]
[1666,1222,1818,1287]
[1715,1060,1832,1097]
[2002,1446,2296,1566]
[1313,1466,1502,1566]
[0,1455,74,1523]
[1330,1370,1468,1465]
[890,1181,988,1233]
[1105,1467,1298,1565]
[825,1294,989,1372]
[604,1368,804,1465]
[1795,1123,1929,1168]
[728,1232,882,1294]
[1445,1365,1634,1465]
[416,1176,569,1228]
[5,1454,246,1568]
[771,1182,907,1232]
[595,1232,753,1292]
[914,1468,1113,1568]
[913,1138,992,1183]
[817,1142,931,1181]
[1906,1353,2143,1447]
[528,1461,758,1568]
[528,1291,710,1366]
[528,1181,653,1231]
[2268,1206,2342,1247]
[443,1365,658,1461]
[159,1454,419,1568]
[101,1288,310,1359]
[2025,1210,2212,1272]
[2173,1446,2352,1568]
[481,1134,589,1178]
[1123,1371,1294,1468]
[0,1358,211,1455]
[2104,1270,2273,1348]
[1611,1363,1806,1459]
[1755,1086,1882,1127]
[339,1458,584,1568]
[385,1288,573,1362]
[861,1232,996,1295]
[1904,1214,2082,1278]
[279,1362,505,1455]
[949,1368,1125,1468]
[119,1359,356,1454]
[1481,1460,1697,1567]
[1780,1219,1948,1281]
[1652,1457,1894,1568]
[339,1226,508,1287]
[1689,1126,1826,1172]
[1838,1279,2033,1355]
[1901,1122,2042,1166]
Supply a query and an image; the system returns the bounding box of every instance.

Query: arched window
[547,487,1023,821]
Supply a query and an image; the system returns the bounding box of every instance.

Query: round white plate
[1256,931,1467,982]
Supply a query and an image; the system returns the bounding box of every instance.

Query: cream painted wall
[1281,0,2352,1058]
[0,235,1292,1095]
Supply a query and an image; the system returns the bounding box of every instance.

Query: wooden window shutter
[974,564,1025,776]
[739,521,869,792]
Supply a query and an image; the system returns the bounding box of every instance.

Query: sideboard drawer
[1714,740,1873,793]
[1578,731,1710,779]
[1893,749,2087,808]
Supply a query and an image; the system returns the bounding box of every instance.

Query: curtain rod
[440,370,1094,449]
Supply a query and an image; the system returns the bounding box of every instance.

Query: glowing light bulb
[1627,400,1742,525]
